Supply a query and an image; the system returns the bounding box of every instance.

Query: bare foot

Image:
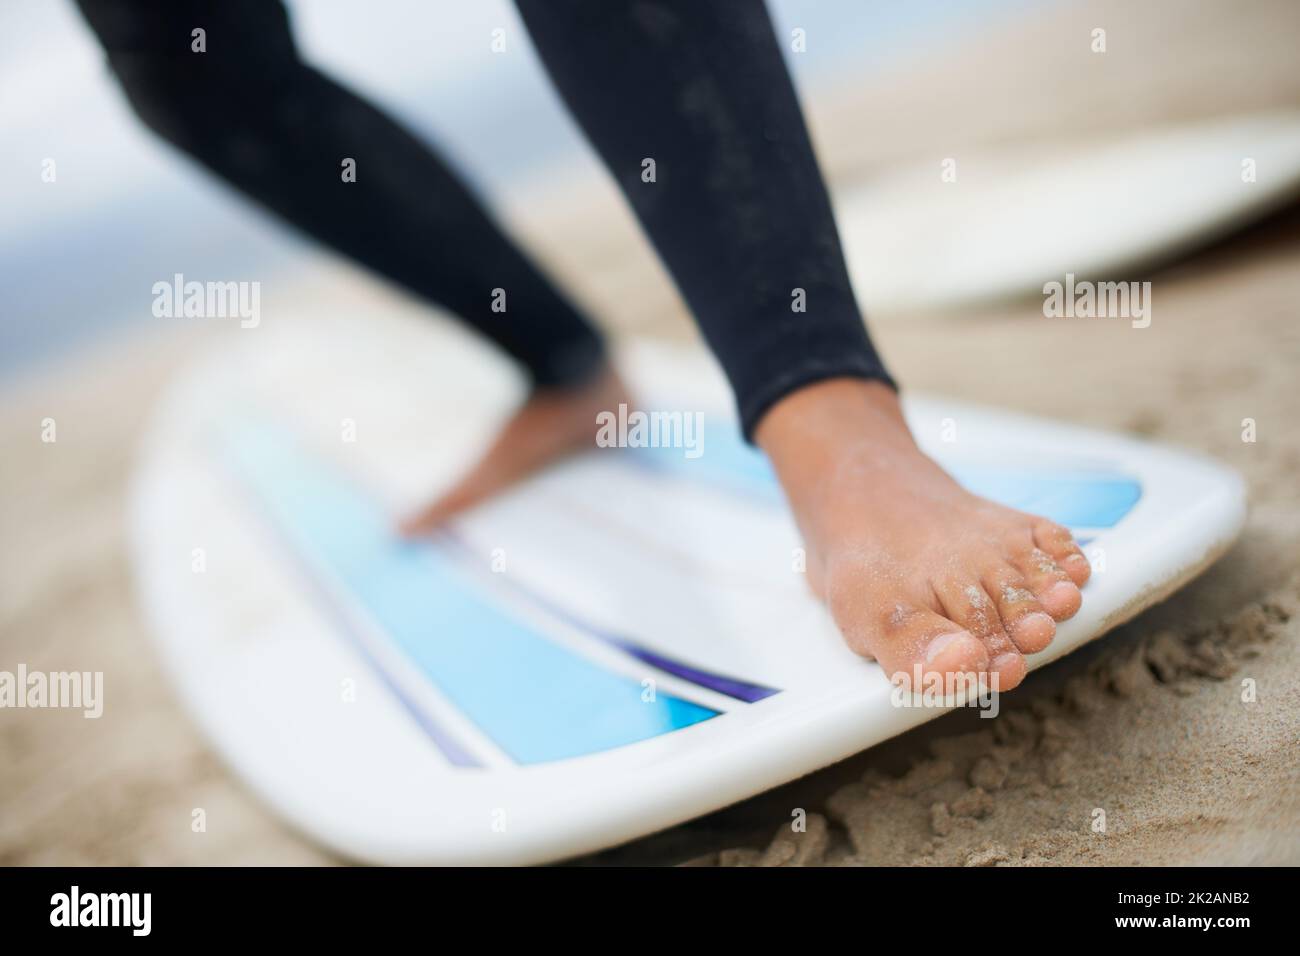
[755,378,1090,692]
[400,364,631,535]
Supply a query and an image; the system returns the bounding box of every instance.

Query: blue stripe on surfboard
[218,421,718,766]
[440,530,781,703]
[949,469,1141,529]
[630,422,1142,529]
[219,453,485,768]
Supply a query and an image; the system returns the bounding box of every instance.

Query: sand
[2,0,1298,865]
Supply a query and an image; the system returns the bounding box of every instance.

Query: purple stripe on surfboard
[440,530,781,704]
[603,640,780,703]
[215,442,485,768]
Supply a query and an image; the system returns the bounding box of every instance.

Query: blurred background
[3,0,1060,375]
[3,0,1298,865]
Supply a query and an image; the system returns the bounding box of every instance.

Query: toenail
[924,633,987,674]
[1064,554,1091,580]
[1044,581,1082,616]
[1017,611,1055,633]
[1012,612,1055,652]
[924,632,964,664]
[1047,581,1078,600]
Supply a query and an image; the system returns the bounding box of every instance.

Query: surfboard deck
[837,111,1300,311]
[130,322,1245,864]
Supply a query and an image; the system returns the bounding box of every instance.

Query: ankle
[755,377,912,462]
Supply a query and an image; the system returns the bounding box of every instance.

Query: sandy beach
[2,0,1297,865]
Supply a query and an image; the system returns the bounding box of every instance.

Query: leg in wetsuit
[74,0,892,434]
[74,0,606,389]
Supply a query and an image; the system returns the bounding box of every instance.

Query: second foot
[400,362,631,534]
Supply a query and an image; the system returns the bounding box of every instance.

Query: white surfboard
[130,320,1245,865]
[837,111,1300,311]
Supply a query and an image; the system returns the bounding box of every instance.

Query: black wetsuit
[75,0,893,438]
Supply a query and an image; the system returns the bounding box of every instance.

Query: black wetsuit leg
[516,0,894,437]
[73,0,606,387]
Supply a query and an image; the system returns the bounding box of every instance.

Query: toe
[840,600,989,691]
[923,630,988,681]
[988,651,1027,691]
[1032,519,1091,586]
[985,567,1056,653]
[1039,579,1082,620]
[1012,548,1083,621]
[934,579,1026,690]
